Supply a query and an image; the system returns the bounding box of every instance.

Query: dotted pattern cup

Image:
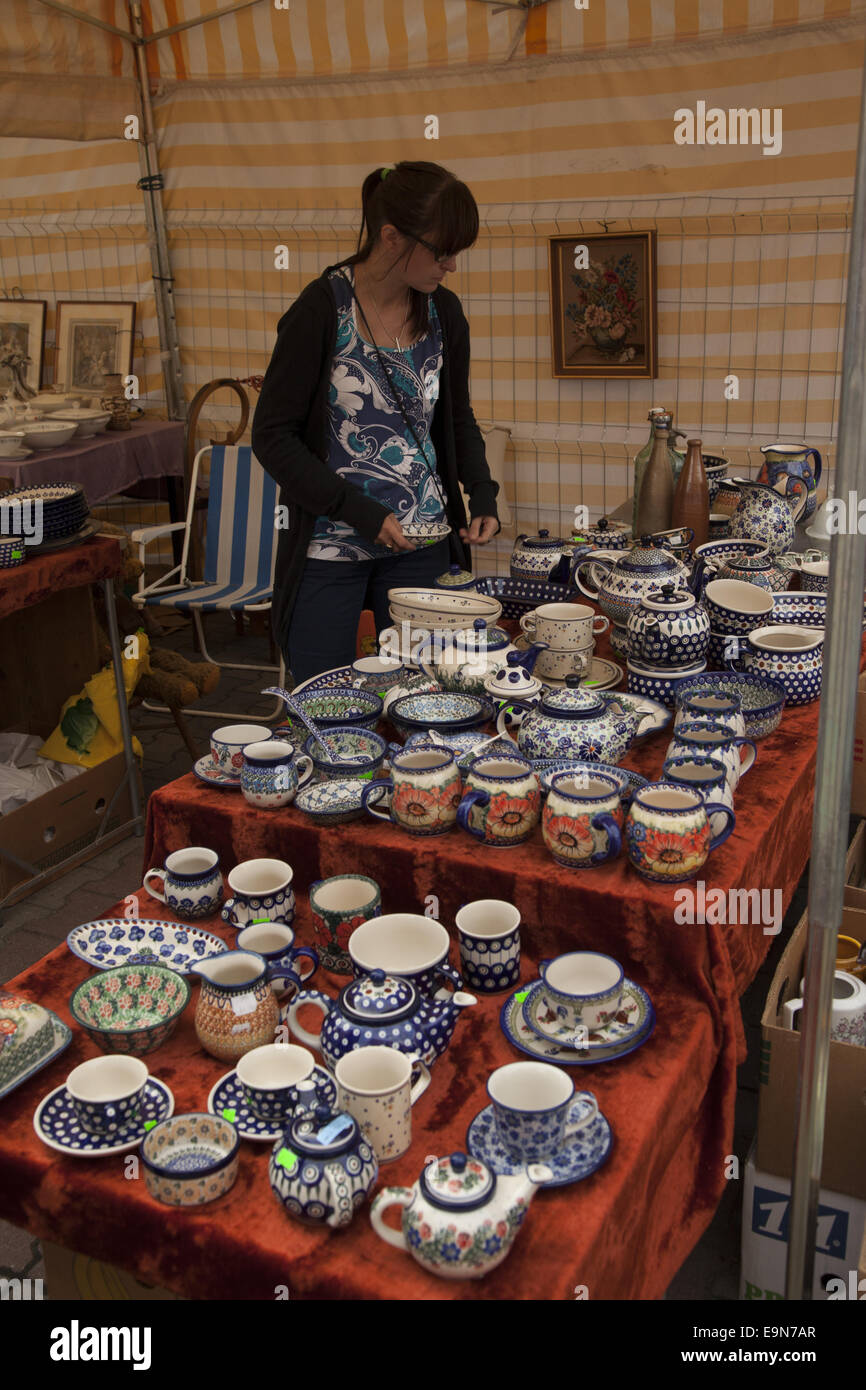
[455,900,521,993]
[66,1055,149,1135]
[335,1046,430,1162]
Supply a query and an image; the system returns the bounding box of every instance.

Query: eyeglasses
[392,225,453,265]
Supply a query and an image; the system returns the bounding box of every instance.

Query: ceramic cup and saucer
[499,954,655,1065]
[207,1043,337,1142]
[466,1060,612,1188]
[34,1055,175,1156]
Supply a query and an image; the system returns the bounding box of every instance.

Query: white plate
[0,447,33,461]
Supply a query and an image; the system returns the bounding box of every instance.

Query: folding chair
[131,444,285,720]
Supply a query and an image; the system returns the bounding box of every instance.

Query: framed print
[0,299,46,392]
[55,301,136,392]
[549,231,657,379]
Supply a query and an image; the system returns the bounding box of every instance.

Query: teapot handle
[370,1187,415,1250]
[285,989,332,1052]
[324,1160,356,1230]
[573,557,611,602]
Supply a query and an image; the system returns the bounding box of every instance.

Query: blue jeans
[286,538,451,684]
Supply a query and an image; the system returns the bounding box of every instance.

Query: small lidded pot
[626,582,710,668]
[435,563,477,591]
[269,1104,378,1229]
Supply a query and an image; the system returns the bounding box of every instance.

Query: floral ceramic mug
[541,771,624,868]
[456,754,541,848]
[362,745,463,836]
[625,782,735,884]
[309,875,382,974]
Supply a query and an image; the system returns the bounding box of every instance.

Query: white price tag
[230,991,256,1017]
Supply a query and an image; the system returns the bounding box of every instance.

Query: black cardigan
[251,260,500,655]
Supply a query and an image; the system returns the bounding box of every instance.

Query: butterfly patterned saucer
[500,980,655,1065]
[467,1095,613,1188]
[193,755,244,790]
[207,1066,337,1143]
[34,1077,174,1157]
[522,977,652,1050]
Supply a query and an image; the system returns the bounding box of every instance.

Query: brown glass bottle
[671,437,709,547]
[635,420,674,536]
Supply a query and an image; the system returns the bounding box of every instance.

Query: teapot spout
[500,1162,554,1206]
[510,642,548,676]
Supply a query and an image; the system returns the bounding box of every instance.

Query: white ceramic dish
[387,587,503,630]
[18,422,78,450]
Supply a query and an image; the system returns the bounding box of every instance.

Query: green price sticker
[515,990,530,1003]
[276,1147,298,1173]
[221,1108,237,1123]
[143,1120,157,1131]
[358,771,375,780]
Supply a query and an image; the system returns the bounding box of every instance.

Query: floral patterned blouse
[307,267,447,561]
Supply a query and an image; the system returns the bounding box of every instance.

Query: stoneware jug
[192,950,296,1064]
[757,442,823,522]
[726,480,808,554]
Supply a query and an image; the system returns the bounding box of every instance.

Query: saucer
[466,1097,612,1188]
[500,982,655,1065]
[0,447,33,461]
[193,755,243,790]
[521,977,653,1049]
[207,1066,338,1142]
[34,1077,175,1156]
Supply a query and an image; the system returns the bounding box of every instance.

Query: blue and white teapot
[269,1103,379,1229]
[500,675,660,763]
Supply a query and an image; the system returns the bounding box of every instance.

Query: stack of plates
[0,483,90,544]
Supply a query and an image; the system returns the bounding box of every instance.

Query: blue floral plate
[466,1096,612,1187]
[207,1066,338,1143]
[291,665,355,696]
[34,1077,175,1157]
[66,919,226,975]
[294,778,367,825]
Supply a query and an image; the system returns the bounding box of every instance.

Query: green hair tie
[380,165,393,179]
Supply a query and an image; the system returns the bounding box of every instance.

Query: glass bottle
[635,420,674,536]
[671,437,710,547]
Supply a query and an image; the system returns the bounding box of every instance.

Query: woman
[252,160,500,685]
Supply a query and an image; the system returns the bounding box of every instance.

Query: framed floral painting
[548,231,657,378]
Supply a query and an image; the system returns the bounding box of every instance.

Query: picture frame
[54,301,136,393]
[548,231,657,379]
[0,299,47,393]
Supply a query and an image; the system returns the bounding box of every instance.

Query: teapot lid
[453,619,511,652]
[725,551,771,571]
[420,1152,495,1211]
[436,564,476,588]
[287,1104,360,1157]
[540,675,606,718]
[642,582,695,612]
[622,542,682,572]
[340,969,417,1023]
[523,529,566,549]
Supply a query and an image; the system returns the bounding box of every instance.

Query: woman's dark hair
[336,160,479,340]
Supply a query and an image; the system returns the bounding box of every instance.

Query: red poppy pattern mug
[541,771,624,868]
[624,782,735,883]
[456,754,541,848]
[361,746,462,836]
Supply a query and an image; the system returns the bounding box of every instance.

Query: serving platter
[66,919,226,975]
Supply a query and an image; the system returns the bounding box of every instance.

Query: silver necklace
[355,267,411,350]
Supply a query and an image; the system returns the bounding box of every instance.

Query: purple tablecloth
[0,421,183,504]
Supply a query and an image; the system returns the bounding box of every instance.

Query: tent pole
[785,49,866,1299]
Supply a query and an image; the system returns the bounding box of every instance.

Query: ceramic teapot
[727,480,808,554]
[416,620,545,697]
[757,443,822,522]
[510,530,574,584]
[192,950,295,1064]
[286,969,477,1069]
[574,540,692,629]
[269,1103,379,1228]
[626,582,710,667]
[569,516,632,551]
[499,675,660,763]
[370,1151,551,1279]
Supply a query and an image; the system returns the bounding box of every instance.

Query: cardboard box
[740,1141,866,1300]
[42,1240,183,1301]
[0,751,138,901]
[757,903,866,1200]
[852,673,866,818]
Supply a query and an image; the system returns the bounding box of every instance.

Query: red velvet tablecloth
[0,534,122,622]
[0,671,827,1300]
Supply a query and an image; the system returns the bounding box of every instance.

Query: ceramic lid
[419,1152,495,1211]
[641,582,696,612]
[453,618,511,652]
[340,968,417,1023]
[620,542,682,573]
[287,1105,360,1157]
[522,529,566,549]
[572,517,630,541]
[436,564,475,588]
[539,675,606,719]
[724,551,772,571]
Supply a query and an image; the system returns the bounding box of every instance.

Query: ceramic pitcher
[192,950,295,1064]
[757,443,823,523]
[727,480,808,554]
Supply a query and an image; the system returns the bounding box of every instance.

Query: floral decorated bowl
[770,591,828,628]
[141,1113,239,1206]
[673,672,786,740]
[388,690,493,739]
[277,686,383,736]
[302,726,388,781]
[295,778,368,825]
[69,964,190,1056]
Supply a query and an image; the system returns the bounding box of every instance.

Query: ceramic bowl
[18,421,78,450]
[0,536,26,569]
[69,963,190,1056]
[387,586,503,630]
[693,537,767,571]
[29,394,74,413]
[291,686,383,732]
[472,575,573,621]
[626,659,708,709]
[703,578,775,635]
[744,624,824,707]
[140,1113,239,1206]
[400,520,451,545]
[387,690,493,738]
[294,778,368,825]
[52,409,111,437]
[771,591,828,627]
[673,672,786,740]
[302,725,387,780]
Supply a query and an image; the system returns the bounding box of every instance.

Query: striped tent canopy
[2,0,865,551]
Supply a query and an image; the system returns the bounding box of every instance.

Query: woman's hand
[376,513,417,553]
[459,516,499,545]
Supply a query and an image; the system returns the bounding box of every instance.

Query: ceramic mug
[221,858,296,929]
[703,578,775,637]
[666,719,757,792]
[487,1061,599,1162]
[541,771,624,868]
[349,913,463,997]
[234,920,318,998]
[520,601,609,651]
[235,1043,330,1121]
[457,754,541,848]
[240,740,313,809]
[143,847,223,920]
[309,875,382,974]
[533,644,593,682]
[210,723,273,777]
[351,655,406,695]
[674,693,745,740]
[362,745,463,836]
[66,1055,149,1135]
[625,782,735,883]
[836,935,866,981]
[454,900,521,993]
[782,970,866,1046]
[538,951,623,1034]
[335,1045,431,1162]
[741,624,824,707]
[661,755,735,841]
[799,558,829,593]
